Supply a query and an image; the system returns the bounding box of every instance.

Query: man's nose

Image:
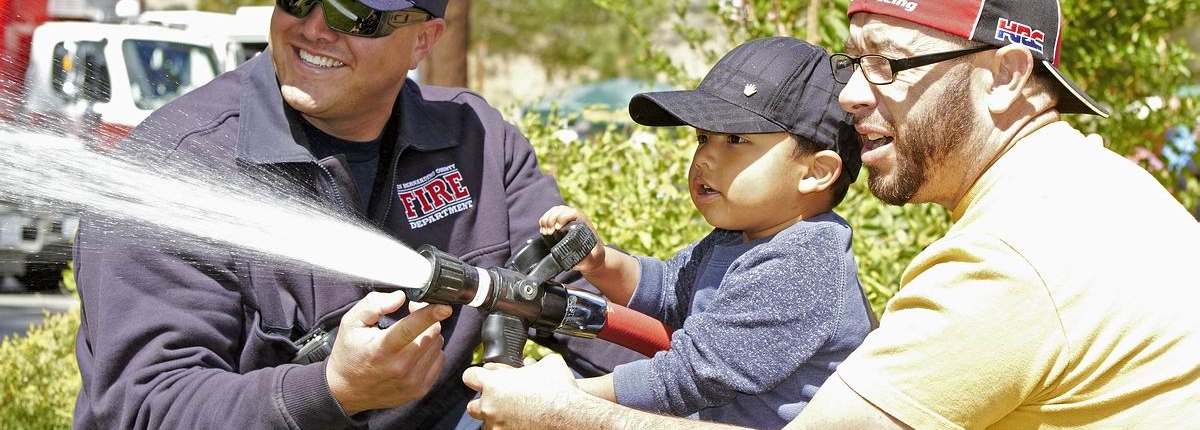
[300,6,339,42]
[838,69,876,116]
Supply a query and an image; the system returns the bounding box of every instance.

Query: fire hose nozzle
[412,244,491,308]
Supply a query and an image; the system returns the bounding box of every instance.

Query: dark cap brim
[359,0,419,12]
[1041,60,1109,117]
[629,90,786,134]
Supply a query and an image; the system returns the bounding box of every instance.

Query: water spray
[0,130,670,367]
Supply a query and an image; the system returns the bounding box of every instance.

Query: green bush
[0,308,80,430]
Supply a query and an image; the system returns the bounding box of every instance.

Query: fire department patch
[396,164,474,229]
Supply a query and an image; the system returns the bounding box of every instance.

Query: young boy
[538,37,873,429]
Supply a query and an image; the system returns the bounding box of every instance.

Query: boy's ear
[798,150,842,194]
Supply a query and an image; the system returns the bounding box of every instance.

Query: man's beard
[867,76,977,205]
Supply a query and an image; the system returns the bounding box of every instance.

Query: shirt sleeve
[613,225,851,416]
[500,119,563,247]
[834,232,1067,430]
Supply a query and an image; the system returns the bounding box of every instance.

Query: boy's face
[689,131,812,241]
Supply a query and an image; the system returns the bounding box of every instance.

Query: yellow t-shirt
[836,121,1200,429]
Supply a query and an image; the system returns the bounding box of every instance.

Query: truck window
[79,44,112,103]
[49,41,111,103]
[50,43,69,95]
[122,40,218,110]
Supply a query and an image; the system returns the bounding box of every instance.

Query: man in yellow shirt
[459,0,1200,428]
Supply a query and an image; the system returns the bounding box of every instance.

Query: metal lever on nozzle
[506,221,597,286]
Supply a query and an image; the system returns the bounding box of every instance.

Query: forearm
[579,247,640,306]
[547,396,748,430]
[577,374,617,402]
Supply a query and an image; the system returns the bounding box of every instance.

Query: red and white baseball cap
[848,0,1108,117]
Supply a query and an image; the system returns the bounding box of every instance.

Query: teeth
[866,133,884,140]
[299,49,344,68]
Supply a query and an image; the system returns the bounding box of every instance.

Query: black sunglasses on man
[276,0,432,38]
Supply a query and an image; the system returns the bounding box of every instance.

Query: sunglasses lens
[321,0,384,36]
[277,0,317,18]
[277,0,427,38]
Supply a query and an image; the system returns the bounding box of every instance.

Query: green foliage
[1060,0,1200,213]
[840,187,951,314]
[194,0,271,14]
[471,0,673,81]
[523,109,710,259]
[0,308,80,429]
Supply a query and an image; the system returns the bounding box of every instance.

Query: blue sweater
[612,211,872,429]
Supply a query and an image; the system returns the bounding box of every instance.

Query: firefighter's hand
[327,291,451,415]
[463,354,588,429]
[538,205,606,272]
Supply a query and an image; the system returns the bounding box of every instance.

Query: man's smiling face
[270,4,428,137]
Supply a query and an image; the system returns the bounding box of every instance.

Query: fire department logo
[396,164,474,229]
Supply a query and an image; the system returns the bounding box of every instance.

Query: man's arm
[784,373,911,430]
[462,354,747,430]
[74,221,450,427]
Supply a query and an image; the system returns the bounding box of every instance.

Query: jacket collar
[235,52,458,165]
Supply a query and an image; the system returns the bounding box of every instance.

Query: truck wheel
[17,260,67,292]
[17,244,72,293]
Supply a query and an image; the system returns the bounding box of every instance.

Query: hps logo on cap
[995,18,1045,55]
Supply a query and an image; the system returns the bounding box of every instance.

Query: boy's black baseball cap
[629,37,860,181]
[359,0,447,17]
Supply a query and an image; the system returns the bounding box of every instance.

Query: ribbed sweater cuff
[279,362,363,429]
[612,359,664,412]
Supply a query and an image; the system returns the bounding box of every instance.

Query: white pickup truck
[1,20,221,291]
[20,21,222,149]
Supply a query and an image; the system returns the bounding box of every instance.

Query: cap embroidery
[743,84,757,97]
[995,18,1046,54]
[872,0,918,12]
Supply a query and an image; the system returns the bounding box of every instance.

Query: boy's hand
[539,205,606,272]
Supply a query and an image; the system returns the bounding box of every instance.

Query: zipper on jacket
[314,162,351,215]
[375,146,404,226]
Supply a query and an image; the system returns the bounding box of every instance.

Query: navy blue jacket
[73,54,634,429]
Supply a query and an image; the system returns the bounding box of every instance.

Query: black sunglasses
[276,0,432,38]
[831,45,997,85]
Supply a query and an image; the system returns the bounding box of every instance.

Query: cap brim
[629,90,785,134]
[358,0,417,12]
[1041,61,1109,117]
